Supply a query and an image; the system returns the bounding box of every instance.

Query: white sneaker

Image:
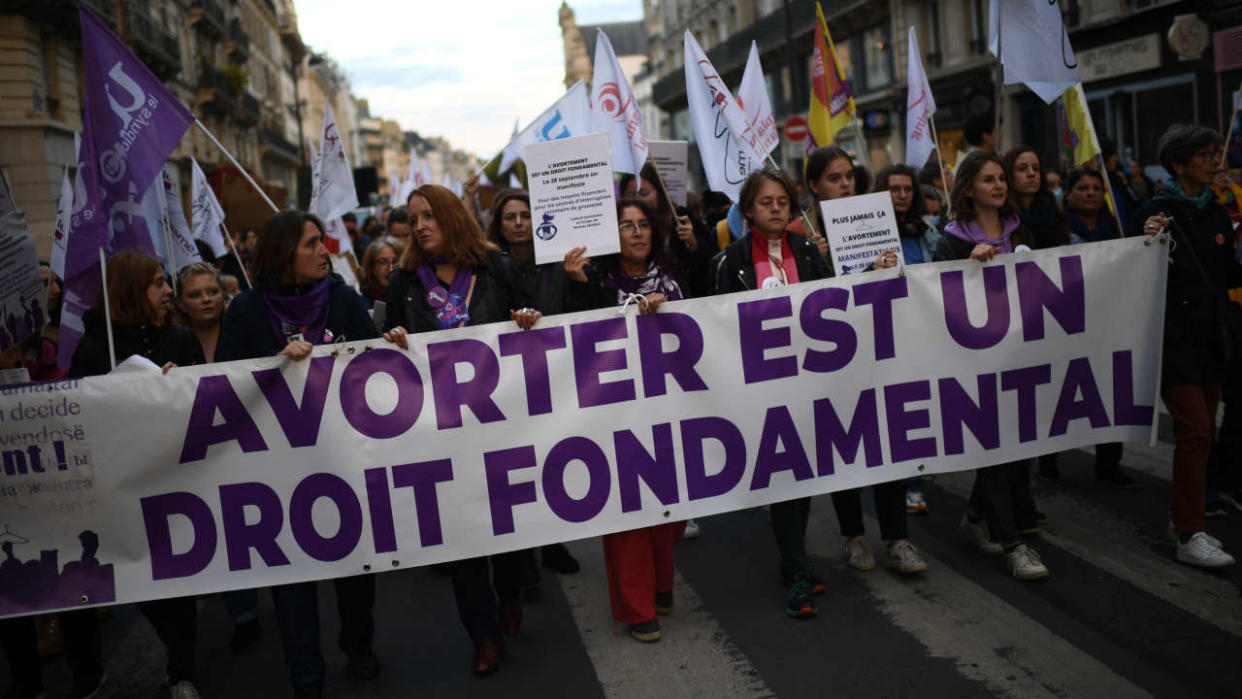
[1167,519,1222,548]
[906,490,928,514]
[170,681,200,699]
[1176,532,1236,568]
[682,519,701,539]
[959,515,1003,555]
[1006,544,1050,580]
[887,539,928,574]
[845,535,876,571]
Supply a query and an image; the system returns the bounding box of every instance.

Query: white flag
[988,0,1079,104]
[159,167,201,271]
[311,102,358,253]
[591,29,648,174]
[388,173,401,208]
[684,30,765,202]
[451,179,463,198]
[905,27,937,168]
[500,81,592,173]
[737,42,778,157]
[441,171,452,189]
[190,158,228,258]
[51,165,73,279]
[420,161,435,193]
[307,138,321,210]
[409,150,425,188]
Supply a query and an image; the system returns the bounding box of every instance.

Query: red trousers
[1163,383,1221,535]
[602,522,684,624]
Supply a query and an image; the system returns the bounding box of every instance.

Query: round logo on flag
[784,117,809,143]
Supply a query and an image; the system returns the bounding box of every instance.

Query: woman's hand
[874,249,899,269]
[811,232,829,258]
[642,293,667,315]
[383,325,409,349]
[564,246,590,283]
[463,173,480,203]
[279,340,313,361]
[1142,213,1168,237]
[161,362,177,375]
[675,215,697,252]
[510,308,542,330]
[969,244,1000,262]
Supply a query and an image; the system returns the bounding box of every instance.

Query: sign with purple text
[0,238,1167,617]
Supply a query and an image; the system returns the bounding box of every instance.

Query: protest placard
[0,212,47,353]
[0,238,1167,618]
[649,140,689,208]
[819,191,904,275]
[526,133,619,265]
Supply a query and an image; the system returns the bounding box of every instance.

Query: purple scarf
[263,277,331,345]
[943,216,1021,254]
[604,262,683,307]
[416,259,474,329]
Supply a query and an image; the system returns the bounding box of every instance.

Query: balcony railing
[189,0,226,37]
[197,67,238,114]
[226,18,251,62]
[123,2,182,76]
[236,93,261,126]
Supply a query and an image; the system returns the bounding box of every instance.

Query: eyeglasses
[1192,149,1223,162]
[374,258,396,269]
[618,221,652,233]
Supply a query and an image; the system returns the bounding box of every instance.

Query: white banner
[526,133,619,265]
[820,191,904,275]
[0,238,1167,618]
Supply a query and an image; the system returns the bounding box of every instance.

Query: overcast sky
[295,0,642,160]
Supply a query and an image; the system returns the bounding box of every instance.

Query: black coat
[932,223,1036,262]
[713,230,833,294]
[513,257,570,316]
[1019,197,1068,249]
[385,251,531,333]
[1129,186,1242,387]
[216,275,378,362]
[69,308,205,379]
[669,207,717,297]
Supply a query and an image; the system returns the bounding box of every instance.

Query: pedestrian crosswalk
[4,443,1239,698]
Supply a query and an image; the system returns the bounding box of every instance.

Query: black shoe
[628,619,661,642]
[541,543,580,574]
[784,574,818,619]
[1206,499,1231,517]
[347,650,382,681]
[1096,468,1137,489]
[292,681,322,699]
[655,591,673,615]
[778,571,825,595]
[230,618,261,656]
[1018,510,1048,534]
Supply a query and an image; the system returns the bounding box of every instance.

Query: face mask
[922,215,941,228]
[1051,188,1063,203]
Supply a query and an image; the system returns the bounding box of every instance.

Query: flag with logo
[684,30,765,202]
[59,6,195,369]
[905,27,937,168]
[50,135,77,279]
[158,166,201,271]
[738,42,778,157]
[190,157,228,258]
[309,101,357,254]
[591,29,648,174]
[989,0,1079,104]
[1062,83,1121,226]
[808,3,855,152]
[497,81,591,174]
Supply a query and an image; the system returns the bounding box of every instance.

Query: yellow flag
[807,3,855,152]
[1063,83,1120,222]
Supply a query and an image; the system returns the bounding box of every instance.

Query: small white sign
[818,191,903,275]
[648,140,689,208]
[525,133,620,265]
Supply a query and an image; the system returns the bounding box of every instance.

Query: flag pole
[927,115,952,219]
[1221,78,1242,170]
[993,0,1004,150]
[220,222,252,288]
[1074,83,1126,236]
[97,248,116,370]
[765,153,820,239]
[194,120,279,213]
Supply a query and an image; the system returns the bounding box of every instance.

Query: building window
[925,1,942,67]
[969,0,987,55]
[727,6,737,34]
[862,24,892,90]
[709,19,719,46]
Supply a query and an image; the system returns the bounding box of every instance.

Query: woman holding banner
[386,184,539,675]
[805,146,899,274]
[69,251,206,698]
[933,151,1049,581]
[1133,124,1240,569]
[563,198,684,642]
[216,211,390,699]
[620,162,714,298]
[713,169,833,618]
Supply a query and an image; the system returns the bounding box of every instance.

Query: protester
[358,236,402,308]
[805,147,899,271]
[922,185,945,229]
[68,251,205,698]
[713,169,833,618]
[1132,124,1241,568]
[1045,169,1064,207]
[20,262,66,382]
[1065,166,1123,245]
[1128,159,1155,203]
[1102,139,1136,228]
[385,206,412,247]
[385,184,539,675]
[920,152,953,194]
[342,212,370,261]
[1003,147,1067,249]
[873,164,940,517]
[619,162,714,298]
[955,112,995,168]
[933,150,1049,581]
[215,211,387,698]
[562,198,685,642]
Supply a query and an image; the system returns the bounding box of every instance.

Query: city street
[5,433,1240,699]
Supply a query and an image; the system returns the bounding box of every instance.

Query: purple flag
[59,7,195,369]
